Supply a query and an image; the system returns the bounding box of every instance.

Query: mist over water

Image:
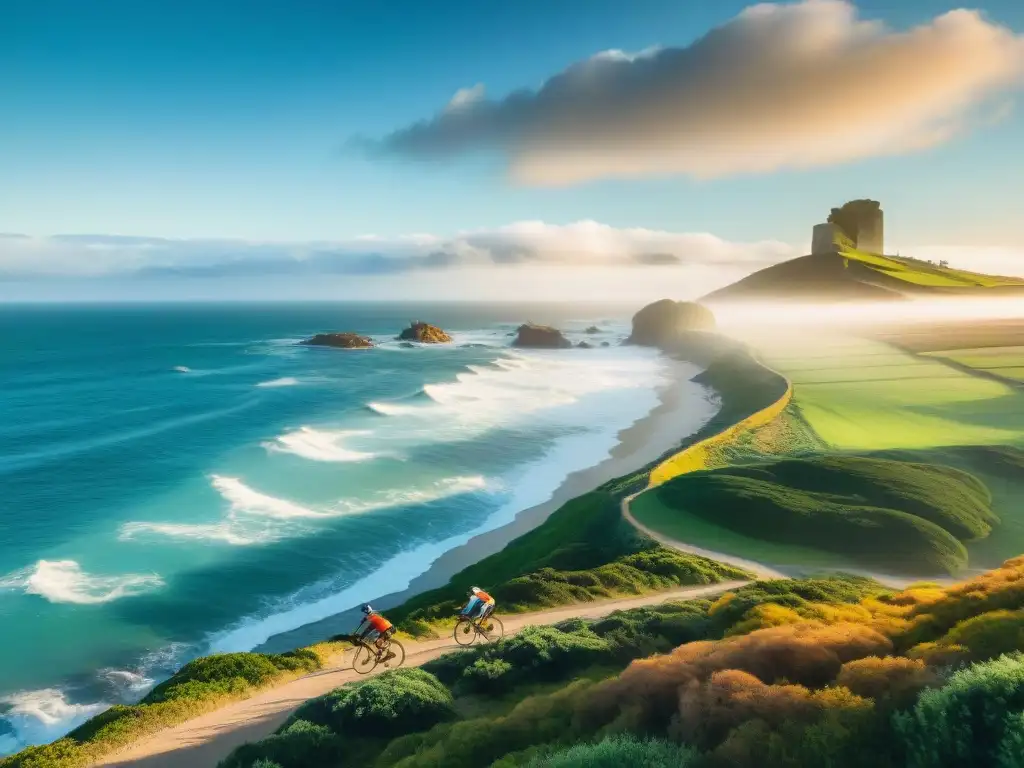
[0,302,713,754]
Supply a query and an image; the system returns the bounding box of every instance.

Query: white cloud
[372,0,1024,184]
[0,222,795,280]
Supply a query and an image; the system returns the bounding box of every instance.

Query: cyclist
[354,604,396,657]
[461,586,496,621]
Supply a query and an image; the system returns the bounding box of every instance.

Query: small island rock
[512,323,572,349]
[396,321,452,344]
[577,341,594,349]
[626,300,716,347]
[584,326,601,334]
[301,332,374,349]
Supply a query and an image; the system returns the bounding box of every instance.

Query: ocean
[0,302,711,754]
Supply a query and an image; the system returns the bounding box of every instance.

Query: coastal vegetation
[0,643,348,768]
[216,556,1024,768]
[387,490,749,638]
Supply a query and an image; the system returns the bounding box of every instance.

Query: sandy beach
[256,356,717,653]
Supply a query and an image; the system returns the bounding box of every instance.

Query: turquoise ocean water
[0,302,702,753]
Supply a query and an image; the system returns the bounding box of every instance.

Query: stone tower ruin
[827,199,884,254]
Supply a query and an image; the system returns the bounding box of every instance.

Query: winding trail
[94,580,749,768]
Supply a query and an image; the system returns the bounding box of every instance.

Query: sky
[2,0,1023,301]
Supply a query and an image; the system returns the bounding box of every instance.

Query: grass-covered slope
[219,557,1024,768]
[842,247,1024,289]
[389,491,749,637]
[0,644,347,768]
[652,456,995,575]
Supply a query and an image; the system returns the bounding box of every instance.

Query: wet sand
[257,357,717,653]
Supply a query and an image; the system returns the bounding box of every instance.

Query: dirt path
[95,580,748,768]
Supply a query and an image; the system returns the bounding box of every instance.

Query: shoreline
[256,355,718,653]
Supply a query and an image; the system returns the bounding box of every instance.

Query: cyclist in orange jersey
[355,603,394,649]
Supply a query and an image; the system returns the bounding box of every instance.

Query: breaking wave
[263,427,377,462]
[0,560,163,605]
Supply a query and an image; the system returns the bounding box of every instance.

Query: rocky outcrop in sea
[396,322,452,343]
[301,332,374,349]
[511,323,572,349]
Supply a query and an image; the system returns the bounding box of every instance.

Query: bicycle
[453,608,504,646]
[348,632,406,675]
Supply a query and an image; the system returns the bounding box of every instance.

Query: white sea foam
[119,475,491,548]
[0,689,109,755]
[211,475,327,519]
[0,560,163,605]
[263,427,377,462]
[99,669,155,695]
[172,365,191,373]
[256,377,300,388]
[333,475,489,515]
[119,521,278,546]
[365,347,663,431]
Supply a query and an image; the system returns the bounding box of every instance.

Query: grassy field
[922,345,1024,384]
[750,334,1024,451]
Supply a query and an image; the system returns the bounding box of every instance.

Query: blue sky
[1,0,1023,299]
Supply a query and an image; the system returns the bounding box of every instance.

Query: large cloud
[370,0,1024,184]
[0,222,794,280]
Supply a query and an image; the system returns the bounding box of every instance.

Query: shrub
[525,735,697,767]
[423,626,612,695]
[707,576,885,635]
[836,656,937,708]
[300,668,454,740]
[218,719,339,768]
[939,609,1024,662]
[894,652,1024,767]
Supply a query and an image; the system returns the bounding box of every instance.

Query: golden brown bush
[836,656,937,706]
[579,622,889,738]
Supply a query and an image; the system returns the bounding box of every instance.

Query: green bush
[299,668,454,740]
[218,719,339,768]
[379,681,591,768]
[894,653,1024,767]
[657,456,995,574]
[707,576,885,634]
[938,609,1024,662]
[998,712,1024,768]
[423,626,612,695]
[525,735,696,767]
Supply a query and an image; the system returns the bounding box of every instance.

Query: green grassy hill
[702,246,1024,303]
[650,456,996,576]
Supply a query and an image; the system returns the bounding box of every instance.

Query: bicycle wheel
[352,643,379,675]
[478,616,504,643]
[381,639,406,669]
[454,617,477,646]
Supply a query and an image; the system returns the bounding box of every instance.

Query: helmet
[471,587,482,595]
[361,603,373,615]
